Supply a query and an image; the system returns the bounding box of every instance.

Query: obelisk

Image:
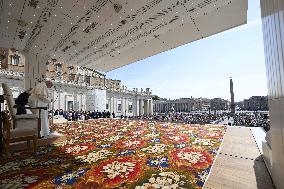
[230,77,235,114]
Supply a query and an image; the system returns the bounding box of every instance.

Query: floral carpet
[0,119,226,189]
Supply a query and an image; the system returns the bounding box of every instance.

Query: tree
[152,95,160,100]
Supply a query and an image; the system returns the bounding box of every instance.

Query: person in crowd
[102,110,106,118]
[15,88,32,115]
[54,109,60,116]
[98,110,102,118]
[106,111,111,118]
[91,110,96,119]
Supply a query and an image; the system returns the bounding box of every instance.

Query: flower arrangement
[1,120,225,188]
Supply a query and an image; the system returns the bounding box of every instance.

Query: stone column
[144,100,148,116]
[74,92,79,110]
[120,97,125,116]
[109,96,112,113]
[80,94,83,111]
[110,95,114,113]
[112,96,115,113]
[23,52,48,90]
[139,99,143,116]
[260,1,284,188]
[157,103,159,113]
[149,99,153,115]
[138,98,141,116]
[58,89,61,110]
[55,90,59,110]
[148,100,150,115]
[134,98,139,116]
[124,98,128,116]
[132,97,136,116]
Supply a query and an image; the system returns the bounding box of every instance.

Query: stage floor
[204,127,274,189]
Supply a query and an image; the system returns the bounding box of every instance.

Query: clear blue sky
[106,0,267,102]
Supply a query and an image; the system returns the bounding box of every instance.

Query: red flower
[163,135,188,143]
[115,139,145,149]
[87,157,144,188]
[172,148,213,169]
[60,143,95,155]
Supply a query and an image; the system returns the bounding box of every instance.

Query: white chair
[2,83,46,138]
[2,111,37,157]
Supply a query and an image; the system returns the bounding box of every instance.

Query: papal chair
[1,83,47,138]
[2,111,37,157]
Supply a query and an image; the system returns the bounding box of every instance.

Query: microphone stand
[51,88,55,129]
[50,85,59,129]
[51,99,54,129]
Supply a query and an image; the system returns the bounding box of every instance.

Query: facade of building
[107,88,153,117]
[0,48,25,72]
[153,98,194,113]
[0,49,153,116]
[153,97,228,113]
[235,101,244,110]
[243,96,268,111]
[193,98,211,111]
[210,98,229,111]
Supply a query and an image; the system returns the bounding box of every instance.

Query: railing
[0,69,152,96]
[0,70,24,79]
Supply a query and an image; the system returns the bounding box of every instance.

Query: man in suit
[15,88,32,115]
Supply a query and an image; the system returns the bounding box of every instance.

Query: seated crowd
[48,109,270,131]
[232,112,270,131]
[49,109,115,121]
[147,111,270,131]
[150,112,225,124]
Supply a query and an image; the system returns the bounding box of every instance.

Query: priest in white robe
[28,80,53,138]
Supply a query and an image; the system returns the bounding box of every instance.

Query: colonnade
[51,89,86,111]
[46,89,153,116]
[107,91,153,117]
[154,101,192,113]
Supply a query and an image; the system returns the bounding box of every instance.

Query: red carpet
[0,119,226,188]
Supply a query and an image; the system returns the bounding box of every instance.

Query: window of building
[117,99,122,112]
[117,104,122,112]
[69,74,76,81]
[85,75,91,85]
[11,54,20,65]
[128,101,133,113]
[67,101,73,110]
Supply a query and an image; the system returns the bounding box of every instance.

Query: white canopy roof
[0,0,248,72]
